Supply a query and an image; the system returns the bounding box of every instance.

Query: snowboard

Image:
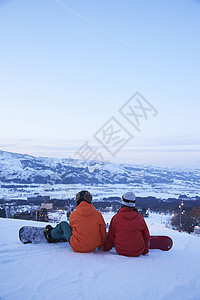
[149,235,173,251]
[19,226,67,244]
[19,227,173,251]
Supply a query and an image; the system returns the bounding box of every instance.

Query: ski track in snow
[1,214,200,300]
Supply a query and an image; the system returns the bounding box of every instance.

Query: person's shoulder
[94,209,106,223]
[137,212,144,219]
[110,213,118,222]
[137,212,147,223]
[69,210,76,220]
[94,208,104,217]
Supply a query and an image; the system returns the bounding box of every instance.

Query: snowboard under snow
[19,226,173,251]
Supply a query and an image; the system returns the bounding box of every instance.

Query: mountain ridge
[0,150,199,188]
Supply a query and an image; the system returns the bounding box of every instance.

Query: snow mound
[0,214,200,300]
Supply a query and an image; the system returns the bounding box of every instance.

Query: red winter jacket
[103,207,150,257]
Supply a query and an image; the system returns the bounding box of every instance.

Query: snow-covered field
[1,213,200,300]
[1,182,199,201]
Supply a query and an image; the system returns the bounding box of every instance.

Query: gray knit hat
[122,192,136,207]
[75,190,92,206]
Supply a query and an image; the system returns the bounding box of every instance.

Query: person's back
[104,192,150,257]
[70,200,106,252]
[44,190,106,253]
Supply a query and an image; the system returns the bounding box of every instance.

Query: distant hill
[0,149,199,190]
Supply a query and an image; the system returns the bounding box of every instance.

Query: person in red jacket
[103,192,150,257]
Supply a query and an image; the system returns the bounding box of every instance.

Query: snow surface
[1,213,200,300]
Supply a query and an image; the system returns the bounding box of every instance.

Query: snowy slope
[1,214,200,300]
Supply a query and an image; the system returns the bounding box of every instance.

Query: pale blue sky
[0,0,200,168]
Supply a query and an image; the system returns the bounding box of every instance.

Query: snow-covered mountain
[0,150,199,187]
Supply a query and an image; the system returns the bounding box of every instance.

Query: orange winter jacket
[69,201,106,253]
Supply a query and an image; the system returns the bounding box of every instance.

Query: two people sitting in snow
[44,190,150,257]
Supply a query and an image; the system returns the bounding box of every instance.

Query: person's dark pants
[51,221,72,243]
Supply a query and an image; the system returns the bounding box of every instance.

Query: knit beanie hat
[121,192,136,207]
[75,190,92,206]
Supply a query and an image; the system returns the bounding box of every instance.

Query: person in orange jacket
[44,190,106,253]
[103,192,150,257]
